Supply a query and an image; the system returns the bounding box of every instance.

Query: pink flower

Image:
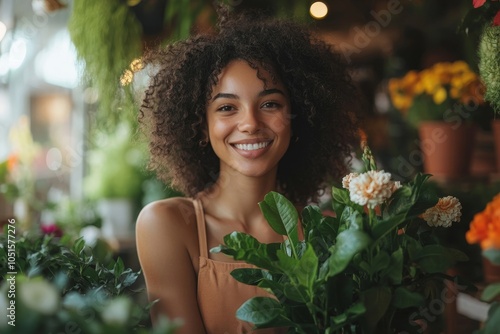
[41,223,63,237]
[473,0,486,8]
[494,10,500,26]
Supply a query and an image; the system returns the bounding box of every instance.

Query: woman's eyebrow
[258,88,286,97]
[212,93,239,101]
[211,88,286,101]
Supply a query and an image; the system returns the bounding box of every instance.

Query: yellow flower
[432,87,447,104]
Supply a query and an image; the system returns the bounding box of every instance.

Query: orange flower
[7,153,18,172]
[467,194,500,250]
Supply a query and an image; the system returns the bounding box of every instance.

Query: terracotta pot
[483,256,500,283]
[418,121,476,179]
[491,120,500,173]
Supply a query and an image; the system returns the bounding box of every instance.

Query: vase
[483,256,500,283]
[418,121,476,179]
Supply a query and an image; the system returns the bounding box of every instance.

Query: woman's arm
[136,198,206,334]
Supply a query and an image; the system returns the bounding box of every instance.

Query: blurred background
[0,0,496,273]
[1,0,500,332]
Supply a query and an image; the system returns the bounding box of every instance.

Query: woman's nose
[238,109,261,134]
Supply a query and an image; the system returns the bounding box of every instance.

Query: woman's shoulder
[136,197,198,234]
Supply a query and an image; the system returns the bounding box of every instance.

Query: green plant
[68,0,143,130]
[0,233,179,333]
[212,146,473,333]
[84,123,147,200]
[478,24,500,114]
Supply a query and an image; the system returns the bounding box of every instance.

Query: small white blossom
[342,173,359,189]
[348,170,396,209]
[19,279,60,315]
[422,196,462,228]
[101,297,131,326]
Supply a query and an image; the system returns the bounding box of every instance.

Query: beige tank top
[193,199,287,334]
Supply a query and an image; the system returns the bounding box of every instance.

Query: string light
[310,2,328,20]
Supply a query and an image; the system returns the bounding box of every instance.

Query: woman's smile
[206,59,292,177]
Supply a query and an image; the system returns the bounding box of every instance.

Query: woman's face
[206,60,292,178]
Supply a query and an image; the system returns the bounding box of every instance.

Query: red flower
[473,0,487,8]
[494,10,500,26]
[41,223,63,237]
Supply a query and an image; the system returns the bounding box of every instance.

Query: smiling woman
[136,4,361,334]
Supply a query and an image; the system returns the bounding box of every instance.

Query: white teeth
[234,142,270,151]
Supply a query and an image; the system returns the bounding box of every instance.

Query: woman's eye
[261,102,281,109]
[217,105,235,112]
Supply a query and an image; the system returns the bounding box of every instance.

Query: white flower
[342,173,359,189]
[19,278,60,315]
[422,196,462,228]
[101,297,131,326]
[348,170,396,209]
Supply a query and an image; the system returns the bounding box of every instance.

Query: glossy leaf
[381,248,403,284]
[259,191,299,256]
[361,286,392,332]
[236,297,289,325]
[214,232,281,271]
[276,244,318,294]
[392,287,425,308]
[321,230,372,279]
[412,245,468,273]
[481,283,500,302]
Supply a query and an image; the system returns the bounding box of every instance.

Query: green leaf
[381,248,403,285]
[282,284,310,303]
[331,302,366,326]
[275,245,318,295]
[413,245,469,273]
[321,230,372,279]
[392,287,425,308]
[231,268,269,286]
[214,232,281,271]
[73,238,85,255]
[362,286,392,332]
[339,206,363,231]
[481,283,500,302]
[236,297,287,325]
[259,191,299,257]
[331,186,349,216]
[372,213,406,241]
[481,301,500,334]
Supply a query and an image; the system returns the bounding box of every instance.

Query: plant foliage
[213,147,474,333]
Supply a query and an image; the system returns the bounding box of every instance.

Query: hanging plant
[479,24,500,113]
[68,0,143,131]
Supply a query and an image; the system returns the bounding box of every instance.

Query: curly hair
[139,6,361,205]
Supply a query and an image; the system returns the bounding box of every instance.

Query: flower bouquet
[213,144,472,333]
[388,61,485,129]
[466,193,500,333]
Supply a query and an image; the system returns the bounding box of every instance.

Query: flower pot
[483,256,500,283]
[418,121,476,179]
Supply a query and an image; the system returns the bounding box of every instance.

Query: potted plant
[387,61,487,179]
[83,123,147,240]
[213,144,472,333]
[466,192,500,333]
